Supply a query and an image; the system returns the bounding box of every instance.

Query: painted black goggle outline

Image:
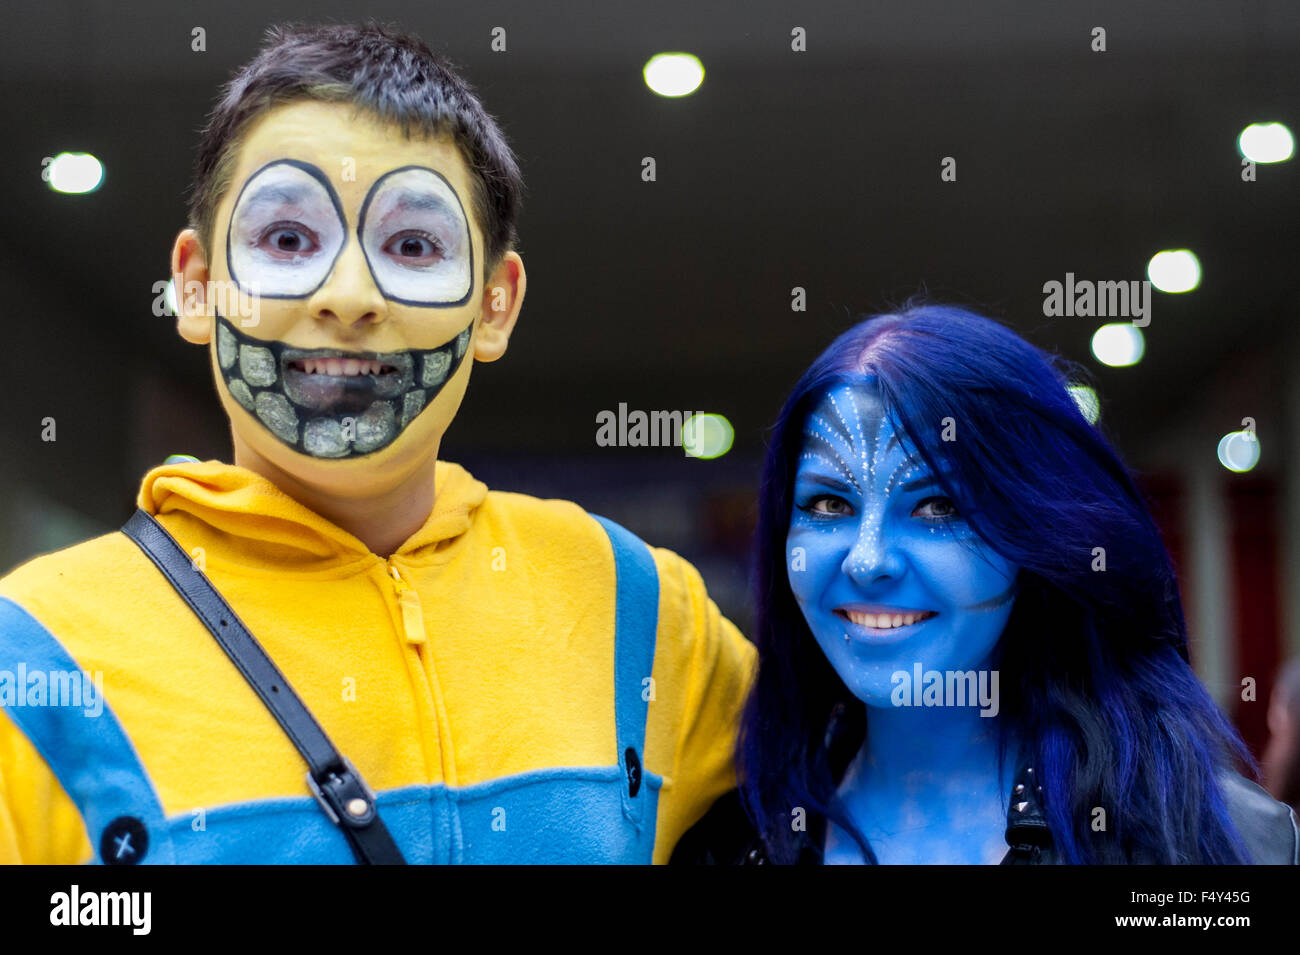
[355,164,475,309]
[225,160,475,308]
[225,159,348,301]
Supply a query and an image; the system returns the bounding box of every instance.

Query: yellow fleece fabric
[0,458,755,864]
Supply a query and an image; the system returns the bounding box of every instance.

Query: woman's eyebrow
[795,471,853,491]
[898,468,954,493]
[899,474,941,492]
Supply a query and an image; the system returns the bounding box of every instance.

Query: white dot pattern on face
[799,386,938,579]
[802,415,859,488]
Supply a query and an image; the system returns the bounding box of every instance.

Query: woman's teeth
[842,610,937,629]
[291,358,392,376]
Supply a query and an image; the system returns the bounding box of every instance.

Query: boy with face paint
[185,101,494,556]
[0,23,755,864]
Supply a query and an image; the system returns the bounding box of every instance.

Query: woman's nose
[841,516,907,586]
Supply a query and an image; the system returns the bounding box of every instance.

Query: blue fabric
[591,514,660,831]
[165,767,663,863]
[452,764,662,863]
[0,596,177,864]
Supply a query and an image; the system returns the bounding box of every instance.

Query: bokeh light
[644,53,705,97]
[682,413,734,459]
[1217,430,1260,472]
[1147,249,1201,293]
[46,152,104,194]
[1091,323,1145,367]
[1238,122,1294,163]
[1068,384,1100,423]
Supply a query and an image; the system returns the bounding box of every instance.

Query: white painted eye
[359,167,472,305]
[227,161,345,298]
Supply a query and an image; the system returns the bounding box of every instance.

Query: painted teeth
[292,358,391,376]
[843,610,936,629]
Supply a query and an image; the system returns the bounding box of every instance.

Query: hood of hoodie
[136,458,489,577]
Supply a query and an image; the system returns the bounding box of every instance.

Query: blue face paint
[788,382,1023,863]
[786,382,1019,708]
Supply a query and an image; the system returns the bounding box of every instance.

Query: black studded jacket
[670,754,1300,865]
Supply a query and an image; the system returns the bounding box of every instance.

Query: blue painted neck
[859,692,1009,789]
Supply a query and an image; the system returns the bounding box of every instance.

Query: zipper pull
[389,564,427,645]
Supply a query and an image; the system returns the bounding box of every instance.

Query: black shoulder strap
[121,508,406,865]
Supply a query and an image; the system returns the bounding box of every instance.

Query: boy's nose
[307,241,387,328]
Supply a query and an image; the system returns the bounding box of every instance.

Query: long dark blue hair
[738,301,1255,864]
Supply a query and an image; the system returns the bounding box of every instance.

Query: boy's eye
[260,224,318,256]
[912,496,960,521]
[383,231,444,264]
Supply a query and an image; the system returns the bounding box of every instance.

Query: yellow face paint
[202,99,489,477]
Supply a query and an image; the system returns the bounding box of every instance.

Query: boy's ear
[474,250,525,363]
[172,228,212,345]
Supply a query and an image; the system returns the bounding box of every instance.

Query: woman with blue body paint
[672,302,1299,865]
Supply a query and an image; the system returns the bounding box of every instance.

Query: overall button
[624,747,642,797]
[101,816,149,865]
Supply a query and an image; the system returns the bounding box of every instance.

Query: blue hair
[738,301,1256,864]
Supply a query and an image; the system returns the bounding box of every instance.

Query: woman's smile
[835,606,939,643]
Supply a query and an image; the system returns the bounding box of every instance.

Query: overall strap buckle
[307,755,378,827]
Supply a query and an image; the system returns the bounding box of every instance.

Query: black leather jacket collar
[1000,759,1053,863]
[1000,758,1300,865]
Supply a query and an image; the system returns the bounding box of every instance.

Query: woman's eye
[799,494,854,517]
[383,232,444,264]
[913,496,960,521]
[259,224,318,256]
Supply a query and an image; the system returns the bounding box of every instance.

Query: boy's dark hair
[187,21,522,280]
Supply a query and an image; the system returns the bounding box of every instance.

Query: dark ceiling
[1,0,1297,521]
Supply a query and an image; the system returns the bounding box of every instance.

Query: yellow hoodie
[0,458,756,864]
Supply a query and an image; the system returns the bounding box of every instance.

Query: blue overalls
[0,516,661,864]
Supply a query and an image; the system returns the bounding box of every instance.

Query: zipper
[388,562,427,644]
[386,557,460,832]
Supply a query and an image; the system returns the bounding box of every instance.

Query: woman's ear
[474,250,525,362]
[172,228,212,345]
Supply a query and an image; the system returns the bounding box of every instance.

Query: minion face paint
[175,100,509,485]
[214,313,471,457]
[215,138,477,459]
[225,159,474,306]
[226,159,348,299]
[356,166,474,306]
[786,382,1020,707]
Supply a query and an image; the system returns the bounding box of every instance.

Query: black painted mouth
[279,346,414,416]
[213,312,472,458]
